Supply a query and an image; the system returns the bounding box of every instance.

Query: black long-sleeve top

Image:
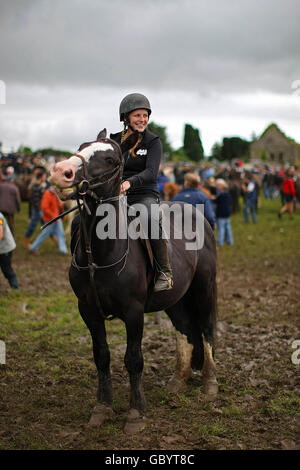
[110,129,161,196]
[215,192,232,218]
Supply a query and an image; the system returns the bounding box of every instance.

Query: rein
[72,195,129,276]
[71,140,128,321]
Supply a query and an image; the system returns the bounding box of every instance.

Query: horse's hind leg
[166,272,218,398]
[78,301,114,426]
[167,328,193,393]
[165,300,193,393]
[202,333,218,397]
[199,275,218,397]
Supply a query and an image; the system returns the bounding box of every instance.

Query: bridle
[73,138,124,202]
[71,138,129,321]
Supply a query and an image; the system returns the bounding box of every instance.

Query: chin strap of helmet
[123,114,134,133]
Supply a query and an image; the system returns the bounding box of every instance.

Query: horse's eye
[105,157,114,164]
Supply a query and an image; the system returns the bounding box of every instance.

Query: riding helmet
[119,93,151,121]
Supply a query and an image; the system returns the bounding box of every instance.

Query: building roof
[259,123,300,147]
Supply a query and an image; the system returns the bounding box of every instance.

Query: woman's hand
[120,180,131,195]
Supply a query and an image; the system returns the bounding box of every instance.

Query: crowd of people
[0,145,299,291]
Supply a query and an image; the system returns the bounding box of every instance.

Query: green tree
[148,121,173,160]
[36,147,73,157]
[170,147,190,162]
[211,142,222,160]
[183,124,204,162]
[23,146,33,154]
[222,137,250,161]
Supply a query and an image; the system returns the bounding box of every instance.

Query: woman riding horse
[110,93,173,292]
[70,93,173,291]
[49,125,218,432]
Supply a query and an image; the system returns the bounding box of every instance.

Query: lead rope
[72,197,129,274]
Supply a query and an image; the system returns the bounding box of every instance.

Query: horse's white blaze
[68,142,114,168]
[78,142,114,160]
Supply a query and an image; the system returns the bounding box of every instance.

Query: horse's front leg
[78,300,114,426]
[123,305,147,434]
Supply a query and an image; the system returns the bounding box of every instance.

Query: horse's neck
[79,198,127,263]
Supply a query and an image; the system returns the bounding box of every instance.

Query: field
[0,197,299,450]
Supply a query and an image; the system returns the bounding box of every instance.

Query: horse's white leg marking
[167,329,193,393]
[202,334,218,396]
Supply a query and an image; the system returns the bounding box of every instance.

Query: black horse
[50,129,218,433]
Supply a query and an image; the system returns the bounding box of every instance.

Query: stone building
[250,123,300,165]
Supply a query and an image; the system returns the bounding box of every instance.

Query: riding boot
[151,237,173,292]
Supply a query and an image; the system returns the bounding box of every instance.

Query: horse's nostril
[64,170,73,180]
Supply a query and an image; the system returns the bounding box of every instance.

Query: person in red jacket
[29,186,68,254]
[278,168,296,219]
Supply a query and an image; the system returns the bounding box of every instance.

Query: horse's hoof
[124,409,147,434]
[203,378,219,397]
[167,376,187,393]
[88,403,115,427]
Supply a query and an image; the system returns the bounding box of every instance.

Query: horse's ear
[96,128,107,141]
[120,131,139,155]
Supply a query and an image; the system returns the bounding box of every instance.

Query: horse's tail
[191,274,217,371]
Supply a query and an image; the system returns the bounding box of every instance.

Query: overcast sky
[0,0,299,155]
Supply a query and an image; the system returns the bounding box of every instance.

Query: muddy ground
[0,205,299,451]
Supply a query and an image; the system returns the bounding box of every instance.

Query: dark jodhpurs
[0,251,18,289]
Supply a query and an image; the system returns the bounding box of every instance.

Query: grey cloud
[1,0,299,154]
[1,0,299,93]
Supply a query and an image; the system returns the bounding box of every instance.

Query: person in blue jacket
[242,173,257,223]
[171,172,216,230]
[215,179,233,246]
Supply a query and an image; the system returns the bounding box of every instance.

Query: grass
[218,197,299,263]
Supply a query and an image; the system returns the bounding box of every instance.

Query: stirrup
[153,271,173,292]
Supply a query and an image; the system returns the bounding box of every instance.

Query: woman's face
[128,108,149,132]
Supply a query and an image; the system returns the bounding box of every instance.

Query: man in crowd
[0,173,21,236]
[0,211,18,290]
[171,172,216,230]
[23,169,47,247]
[242,173,257,223]
[29,185,68,255]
